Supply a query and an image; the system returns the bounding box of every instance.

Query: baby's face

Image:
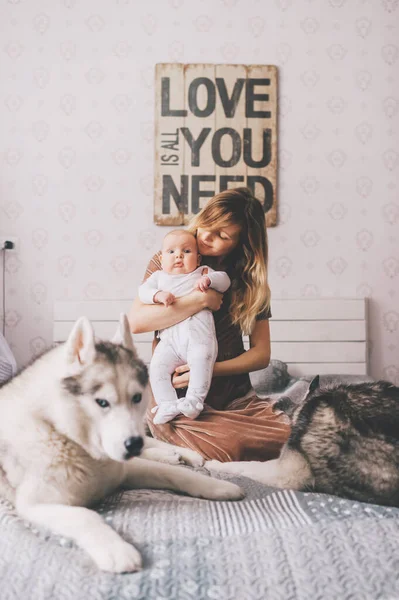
[161,233,199,274]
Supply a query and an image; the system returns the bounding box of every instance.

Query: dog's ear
[308,375,320,394]
[65,317,96,373]
[112,313,137,356]
[273,396,296,417]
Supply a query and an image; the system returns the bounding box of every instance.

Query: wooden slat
[272,342,366,364]
[53,321,154,344]
[268,320,366,342]
[56,331,367,365]
[271,298,366,320]
[55,319,366,344]
[54,299,366,322]
[286,363,368,377]
[54,301,133,321]
[244,339,366,363]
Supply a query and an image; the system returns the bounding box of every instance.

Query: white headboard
[53,298,368,377]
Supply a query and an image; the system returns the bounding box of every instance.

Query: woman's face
[196,224,241,259]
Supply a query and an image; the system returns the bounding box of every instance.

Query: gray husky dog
[0,315,243,572]
[207,376,399,507]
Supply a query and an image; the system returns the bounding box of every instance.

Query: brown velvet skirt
[147,390,290,462]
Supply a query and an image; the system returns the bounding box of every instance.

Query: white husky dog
[0,315,243,573]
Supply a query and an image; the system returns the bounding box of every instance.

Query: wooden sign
[154,63,277,227]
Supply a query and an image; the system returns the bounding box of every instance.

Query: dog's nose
[124,436,144,457]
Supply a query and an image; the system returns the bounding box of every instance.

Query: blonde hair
[189,187,270,335]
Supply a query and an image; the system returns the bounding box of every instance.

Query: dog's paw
[201,479,245,501]
[141,447,181,465]
[205,460,248,477]
[142,446,204,468]
[89,539,142,573]
[189,474,244,501]
[177,448,204,468]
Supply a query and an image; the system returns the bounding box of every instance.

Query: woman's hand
[172,364,190,389]
[129,288,217,335]
[191,288,223,312]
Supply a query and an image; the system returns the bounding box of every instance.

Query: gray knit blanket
[1,471,398,600]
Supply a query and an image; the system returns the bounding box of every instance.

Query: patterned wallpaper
[0,0,398,382]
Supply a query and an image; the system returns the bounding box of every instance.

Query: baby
[139,230,230,425]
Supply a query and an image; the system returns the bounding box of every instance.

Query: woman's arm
[172,319,271,388]
[128,289,223,334]
[214,319,271,376]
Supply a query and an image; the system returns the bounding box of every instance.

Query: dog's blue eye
[96,398,110,409]
[132,393,142,404]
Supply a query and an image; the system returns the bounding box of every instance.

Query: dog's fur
[207,376,399,507]
[0,315,243,572]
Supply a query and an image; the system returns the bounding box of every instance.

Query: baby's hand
[196,275,211,293]
[154,291,176,307]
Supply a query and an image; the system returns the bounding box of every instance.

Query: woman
[129,188,290,461]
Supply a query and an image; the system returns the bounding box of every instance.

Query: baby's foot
[152,403,180,425]
[177,398,204,419]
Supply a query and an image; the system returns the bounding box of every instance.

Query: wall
[0,0,398,381]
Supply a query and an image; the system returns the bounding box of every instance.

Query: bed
[2,298,398,600]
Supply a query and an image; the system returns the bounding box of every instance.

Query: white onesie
[138,266,230,424]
